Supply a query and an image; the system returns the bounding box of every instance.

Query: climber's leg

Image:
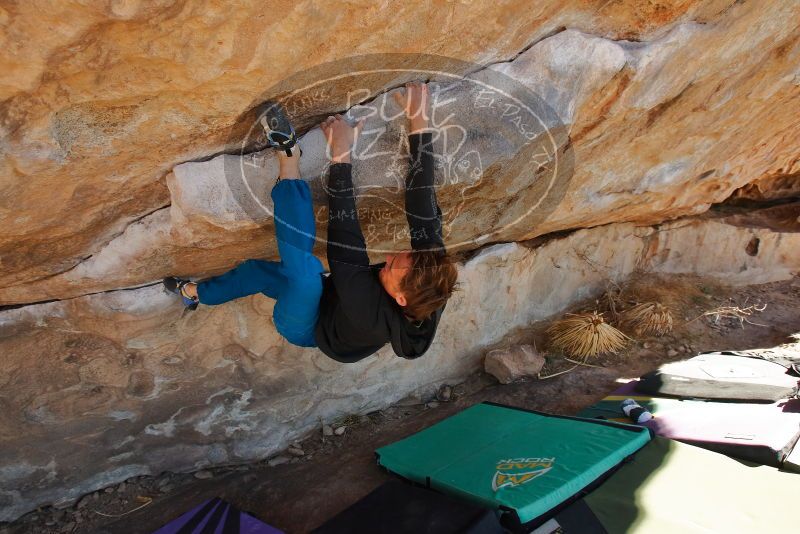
[271,179,318,261]
[194,153,309,306]
[270,178,324,347]
[196,259,287,304]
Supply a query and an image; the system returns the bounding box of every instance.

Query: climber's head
[379,249,458,321]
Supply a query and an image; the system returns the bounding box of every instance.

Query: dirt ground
[5,273,800,534]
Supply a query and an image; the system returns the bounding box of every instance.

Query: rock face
[1,0,800,522]
[1,0,799,303]
[1,210,798,520]
[484,345,546,384]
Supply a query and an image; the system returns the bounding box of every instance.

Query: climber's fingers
[392,87,407,112]
[406,81,418,104]
[393,81,428,120]
[419,82,430,121]
[321,115,336,146]
[412,81,421,100]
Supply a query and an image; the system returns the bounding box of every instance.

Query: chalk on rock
[484,344,545,384]
[334,426,346,436]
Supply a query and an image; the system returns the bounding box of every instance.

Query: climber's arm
[321,114,369,268]
[321,115,387,326]
[405,131,444,251]
[326,162,370,267]
[395,82,444,252]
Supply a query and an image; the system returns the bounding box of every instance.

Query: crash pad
[579,380,800,467]
[637,353,798,402]
[152,497,283,534]
[311,479,504,533]
[375,402,651,529]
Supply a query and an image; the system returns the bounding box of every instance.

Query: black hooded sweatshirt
[314,132,445,363]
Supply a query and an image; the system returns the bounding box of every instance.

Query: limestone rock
[484,345,546,384]
[1,1,799,303]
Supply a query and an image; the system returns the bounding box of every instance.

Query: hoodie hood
[389,302,446,359]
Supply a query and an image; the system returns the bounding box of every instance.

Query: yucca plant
[621,302,673,336]
[547,312,630,358]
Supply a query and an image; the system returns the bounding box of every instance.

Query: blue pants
[197,180,324,347]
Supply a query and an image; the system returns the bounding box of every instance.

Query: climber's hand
[392,81,430,134]
[320,114,365,164]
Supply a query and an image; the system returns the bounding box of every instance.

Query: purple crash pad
[579,380,800,467]
[152,497,283,534]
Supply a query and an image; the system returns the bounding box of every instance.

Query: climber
[164,82,458,362]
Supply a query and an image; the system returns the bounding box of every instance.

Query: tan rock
[1,1,799,303]
[484,344,546,383]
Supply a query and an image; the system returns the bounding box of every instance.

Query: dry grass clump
[620,302,673,336]
[547,312,630,358]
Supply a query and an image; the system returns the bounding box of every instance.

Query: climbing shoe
[258,101,299,157]
[620,399,653,424]
[163,276,199,310]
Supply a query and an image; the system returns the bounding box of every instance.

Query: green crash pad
[375,402,651,527]
[581,437,798,533]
